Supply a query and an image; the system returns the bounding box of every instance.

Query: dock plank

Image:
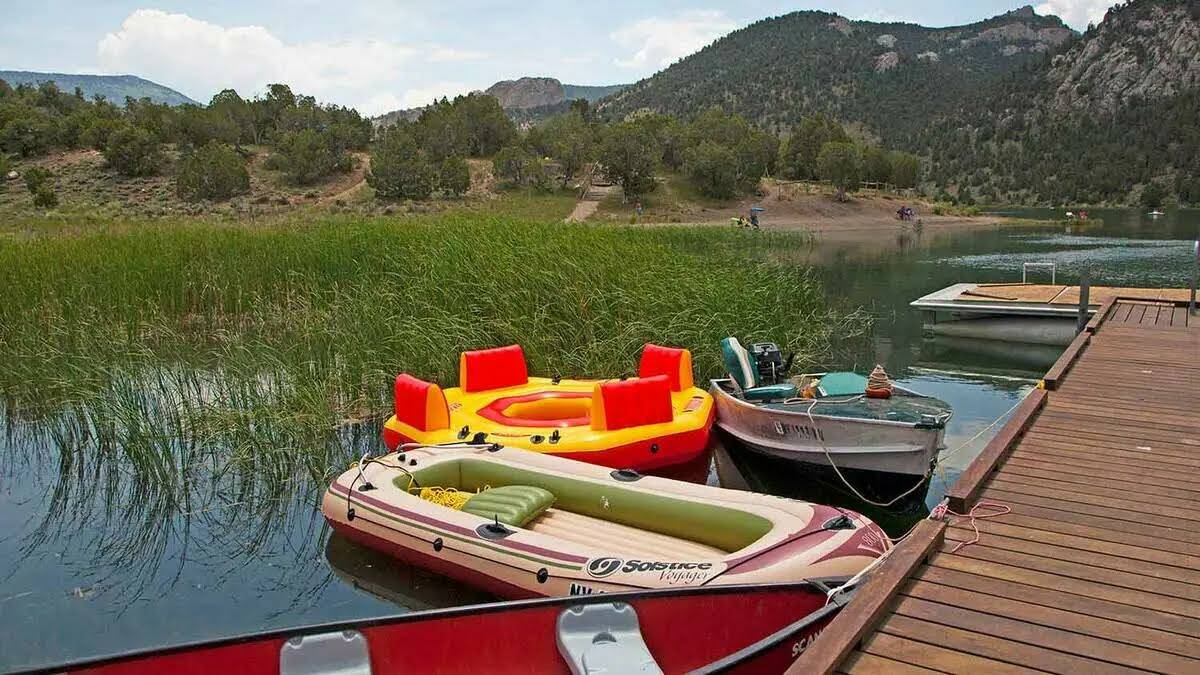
[795,301,1200,674]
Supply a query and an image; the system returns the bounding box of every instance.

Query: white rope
[825,498,949,605]
[801,397,932,508]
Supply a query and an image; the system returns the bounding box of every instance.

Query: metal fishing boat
[711,338,952,477]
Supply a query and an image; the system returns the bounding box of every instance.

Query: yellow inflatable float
[382,344,714,474]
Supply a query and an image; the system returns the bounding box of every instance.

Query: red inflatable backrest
[459,345,529,392]
[393,374,450,431]
[591,375,674,431]
[637,344,694,392]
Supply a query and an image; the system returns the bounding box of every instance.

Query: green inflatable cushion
[461,485,555,527]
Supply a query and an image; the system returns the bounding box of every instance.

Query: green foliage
[408,94,517,162]
[684,141,739,198]
[493,144,541,187]
[539,111,595,184]
[1140,182,1165,208]
[81,117,124,150]
[0,151,8,177]
[439,156,471,197]
[0,213,853,418]
[103,124,162,177]
[860,146,891,184]
[176,142,250,202]
[780,114,850,180]
[32,185,58,208]
[598,122,659,199]
[273,128,351,186]
[817,141,862,200]
[889,151,921,188]
[367,127,435,199]
[23,166,50,194]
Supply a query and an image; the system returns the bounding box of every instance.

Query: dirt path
[566,181,618,223]
[316,153,371,205]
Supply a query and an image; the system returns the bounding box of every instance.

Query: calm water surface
[1,208,1197,671]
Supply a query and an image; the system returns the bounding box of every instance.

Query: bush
[493,145,539,187]
[816,142,861,201]
[367,128,434,200]
[80,118,125,151]
[439,156,471,197]
[23,166,50,194]
[684,141,738,199]
[103,125,162,177]
[597,123,659,199]
[273,129,349,185]
[0,152,8,178]
[32,186,58,209]
[176,142,250,202]
[1140,182,1165,208]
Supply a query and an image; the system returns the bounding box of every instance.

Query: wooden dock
[793,298,1200,674]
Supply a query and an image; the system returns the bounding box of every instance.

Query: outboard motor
[749,342,794,385]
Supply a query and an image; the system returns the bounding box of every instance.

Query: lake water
[1,208,1197,671]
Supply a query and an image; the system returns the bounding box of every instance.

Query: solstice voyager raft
[383,344,715,473]
[323,443,890,599]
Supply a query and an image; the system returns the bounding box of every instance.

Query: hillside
[598,6,1074,142]
[916,0,1200,204]
[374,77,628,127]
[0,71,197,106]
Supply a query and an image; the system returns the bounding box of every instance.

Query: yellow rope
[412,485,491,510]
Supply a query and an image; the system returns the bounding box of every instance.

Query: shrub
[23,166,50,194]
[0,152,8,178]
[103,125,162,177]
[32,186,58,209]
[1140,182,1165,208]
[176,142,251,202]
[81,118,125,151]
[439,156,471,197]
[816,142,861,201]
[684,141,738,199]
[493,145,539,187]
[367,128,434,199]
[597,123,659,199]
[273,129,348,185]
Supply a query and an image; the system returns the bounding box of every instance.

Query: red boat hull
[57,582,849,675]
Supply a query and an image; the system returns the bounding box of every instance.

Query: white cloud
[95,9,482,114]
[1035,0,1115,29]
[611,10,738,71]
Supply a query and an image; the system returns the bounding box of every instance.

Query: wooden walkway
[793,298,1200,674]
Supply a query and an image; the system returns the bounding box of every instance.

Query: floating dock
[913,283,1195,344]
[792,297,1200,674]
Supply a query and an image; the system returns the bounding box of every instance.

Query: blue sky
[0,1,1113,114]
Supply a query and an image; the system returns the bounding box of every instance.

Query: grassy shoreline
[1,211,860,423]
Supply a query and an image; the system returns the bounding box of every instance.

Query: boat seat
[720,337,797,401]
[741,384,798,401]
[462,485,555,527]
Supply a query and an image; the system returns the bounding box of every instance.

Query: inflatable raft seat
[638,344,694,391]
[591,375,673,431]
[461,485,555,527]
[460,345,529,392]
[393,374,450,431]
[720,338,798,401]
[397,458,771,553]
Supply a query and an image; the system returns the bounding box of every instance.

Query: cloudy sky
[0,1,1114,115]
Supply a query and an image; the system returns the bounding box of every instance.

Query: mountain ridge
[373,77,627,127]
[0,71,197,106]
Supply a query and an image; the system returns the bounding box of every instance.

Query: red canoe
[50,581,852,675]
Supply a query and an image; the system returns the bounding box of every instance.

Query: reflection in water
[325,533,494,610]
[1,210,1194,670]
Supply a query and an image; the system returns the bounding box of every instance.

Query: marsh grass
[0,210,862,584]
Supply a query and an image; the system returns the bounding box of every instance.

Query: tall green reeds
[0,212,862,572]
